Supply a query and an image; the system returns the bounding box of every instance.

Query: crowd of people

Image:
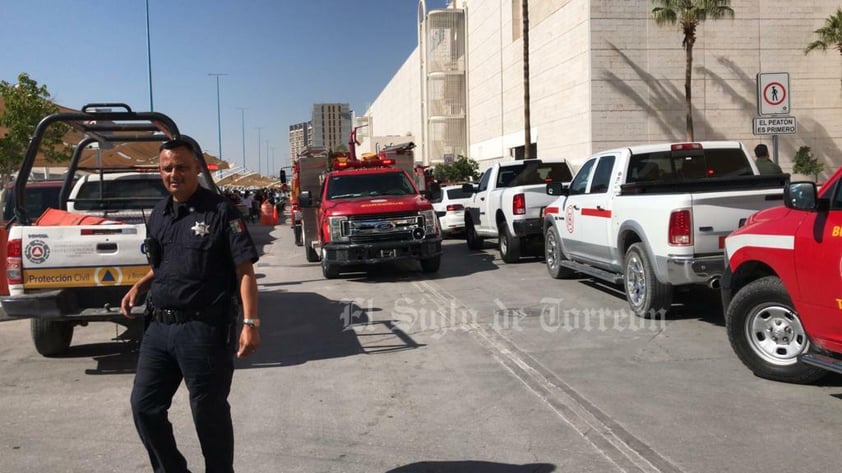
[221,187,287,223]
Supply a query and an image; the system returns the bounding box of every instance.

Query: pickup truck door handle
[480,197,485,201]
[573,205,580,210]
[97,243,118,253]
[596,205,605,210]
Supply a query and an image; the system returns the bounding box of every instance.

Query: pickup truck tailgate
[18,225,149,290]
[521,184,557,219]
[691,188,782,254]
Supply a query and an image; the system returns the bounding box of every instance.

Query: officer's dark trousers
[131,319,235,473]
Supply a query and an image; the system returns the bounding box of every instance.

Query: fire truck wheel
[465,217,484,250]
[305,245,320,263]
[322,261,340,279]
[420,255,441,273]
[31,319,74,357]
[624,243,672,318]
[726,276,826,384]
[498,222,521,264]
[545,226,575,279]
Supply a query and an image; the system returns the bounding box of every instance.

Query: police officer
[120,138,260,473]
[754,143,783,174]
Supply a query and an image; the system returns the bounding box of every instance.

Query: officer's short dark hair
[159,138,195,153]
[754,144,769,158]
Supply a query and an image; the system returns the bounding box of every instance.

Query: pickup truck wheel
[305,245,320,263]
[31,319,73,357]
[545,226,575,279]
[726,276,826,384]
[624,243,672,318]
[420,255,441,273]
[498,223,521,263]
[465,218,484,250]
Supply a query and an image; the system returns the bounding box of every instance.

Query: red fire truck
[294,141,442,279]
[723,168,842,383]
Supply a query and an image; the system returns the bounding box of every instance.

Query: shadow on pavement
[236,290,421,369]
[385,461,555,473]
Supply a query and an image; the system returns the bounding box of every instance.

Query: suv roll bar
[14,103,218,225]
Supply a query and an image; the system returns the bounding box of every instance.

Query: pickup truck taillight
[446,204,464,211]
[513,193,526,215]
[668,210,692,246]
[6,238,22,285]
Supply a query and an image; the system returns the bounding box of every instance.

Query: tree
[433,155,479,183]
[651,0,734,141]
[805,8,842,57]
[792,145,824,182]
[0,73,70,185]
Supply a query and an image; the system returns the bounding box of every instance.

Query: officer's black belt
[152,306,226,324]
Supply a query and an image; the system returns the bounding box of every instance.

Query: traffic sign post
[757,72,790,115]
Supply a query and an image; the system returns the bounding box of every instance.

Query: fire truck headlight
[328,216,349,242]
[420,210,440,236]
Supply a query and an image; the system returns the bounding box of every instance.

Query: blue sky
[1,0,447,174]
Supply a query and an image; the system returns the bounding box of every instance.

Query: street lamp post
[145,0,153,111]
[271,146,277,179]
[256,127,263,175]
[236,107,246,169]
[208,73,227,160]
[265,140,270,177]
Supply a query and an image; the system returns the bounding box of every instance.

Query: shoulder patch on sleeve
[229,219,245,234]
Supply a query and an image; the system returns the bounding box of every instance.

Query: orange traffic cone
[272,204,279,225]
[260,201,274,226]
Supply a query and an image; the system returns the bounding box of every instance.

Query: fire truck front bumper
[322,237,442,265]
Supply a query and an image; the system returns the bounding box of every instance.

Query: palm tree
[651,0,734,141]
[805,8,842,56]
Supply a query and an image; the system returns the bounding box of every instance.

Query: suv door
[469,169,493,235]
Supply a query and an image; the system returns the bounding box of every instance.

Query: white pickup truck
[462,159,574,262]
[542,141,787,318]
[0,103,217,356]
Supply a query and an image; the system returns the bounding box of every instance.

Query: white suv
[431,185,473,237]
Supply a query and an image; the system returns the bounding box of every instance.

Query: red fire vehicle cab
[722,166,842,384]
[297,151,442,279]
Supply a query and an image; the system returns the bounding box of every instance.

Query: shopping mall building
[357,0,841,176]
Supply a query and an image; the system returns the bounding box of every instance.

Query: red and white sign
[757,72,790,115]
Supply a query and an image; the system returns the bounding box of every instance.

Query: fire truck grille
[346,214,423,243]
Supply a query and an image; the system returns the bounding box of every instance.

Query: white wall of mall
[355,0,842,178]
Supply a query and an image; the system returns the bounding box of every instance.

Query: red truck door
[794,183,842,352]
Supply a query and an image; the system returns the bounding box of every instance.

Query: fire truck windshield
[327,171,416,200]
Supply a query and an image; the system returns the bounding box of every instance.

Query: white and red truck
[722,167,842,384]
[0,103,218,356]
[542,141,787,318]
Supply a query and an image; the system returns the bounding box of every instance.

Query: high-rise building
[289,121,311,160]
[311,103,352,151]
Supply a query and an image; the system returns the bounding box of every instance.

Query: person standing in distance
[120,138,260,473]
[754,143,783,174]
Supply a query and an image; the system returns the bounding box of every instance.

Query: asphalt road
[1,219,841,473]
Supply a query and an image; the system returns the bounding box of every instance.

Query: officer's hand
[120,288,138,319]
[237,326,261,358]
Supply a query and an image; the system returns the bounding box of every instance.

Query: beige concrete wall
[364,0,842,178]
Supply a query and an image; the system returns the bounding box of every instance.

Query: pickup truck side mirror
[420,190,430,199]
[784,181,825,211]
[546,182,569,196]
[299,190,314,208]
[461,183,477,194]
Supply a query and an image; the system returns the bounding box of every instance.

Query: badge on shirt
[229,219,245,234]
[191,221,210,237]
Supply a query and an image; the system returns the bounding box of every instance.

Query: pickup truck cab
[543,141,787,318]
[0,103,217,356]
[462,159,574,263]
[722,169,842,384]
[65,170,166,223]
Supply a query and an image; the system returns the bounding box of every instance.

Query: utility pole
[256,127,263,174]
[145,0,154,111]
[522,0,531,160]
[236,107,246,169]
[208,73,227,161]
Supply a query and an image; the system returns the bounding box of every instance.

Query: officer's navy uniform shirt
[147,186,259,310]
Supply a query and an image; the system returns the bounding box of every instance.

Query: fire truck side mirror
[280,169,287,183]
[299,190,313,208]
